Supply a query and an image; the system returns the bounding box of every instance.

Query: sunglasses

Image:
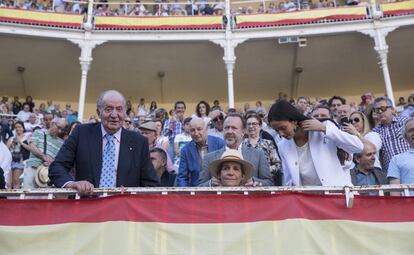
[373,106,391,114]
[350,117,361,124]
[124,120,132,124]
[213,115,224,122]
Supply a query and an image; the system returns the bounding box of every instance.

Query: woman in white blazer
[268,101,363,186]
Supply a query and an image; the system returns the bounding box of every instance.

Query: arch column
[211,38,246,109]
[359,25,397,106]
[210,0,247,109]
[68,37,106,121]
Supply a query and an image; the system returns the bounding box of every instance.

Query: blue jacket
[177,135,225,187]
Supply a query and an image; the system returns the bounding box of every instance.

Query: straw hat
[208,149,254,184]
[35,165,50,188]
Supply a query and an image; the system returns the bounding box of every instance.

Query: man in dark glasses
[123,117,134,131]
[372,96,410,173]
[208,110,226,140]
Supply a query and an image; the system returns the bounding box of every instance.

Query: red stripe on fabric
[383,9,414,15]
[236,15,366,28]
[1,193,414,226]
[94,24,221,29]
[0,16,81,28]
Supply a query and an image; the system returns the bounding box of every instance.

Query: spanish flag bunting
[1,192,414,254]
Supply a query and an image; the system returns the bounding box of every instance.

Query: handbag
[35,132,50,187]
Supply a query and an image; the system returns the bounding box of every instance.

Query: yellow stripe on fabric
[94,16,222,26]
[381,0,414,12]
[1,220,414,255]
[236,7,367,23]
[0,8,82,24]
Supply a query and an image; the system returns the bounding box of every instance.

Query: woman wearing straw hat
[208,149,254,187]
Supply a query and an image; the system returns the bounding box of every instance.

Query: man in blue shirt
[388,117,414,196]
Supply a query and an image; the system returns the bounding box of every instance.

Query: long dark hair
[268,100,310,123]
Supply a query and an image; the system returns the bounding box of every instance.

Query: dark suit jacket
[177,135,225,187]
[198,146,274,186]
[49,123,159,188]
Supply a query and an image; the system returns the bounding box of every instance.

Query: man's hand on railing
[66,181,95,195]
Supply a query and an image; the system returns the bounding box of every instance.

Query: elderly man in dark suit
[49,90,159,194]
[198,113,273,187]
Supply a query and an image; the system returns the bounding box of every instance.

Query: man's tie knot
[105,133,114,143]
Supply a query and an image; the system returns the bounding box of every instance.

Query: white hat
[35,165,50,188]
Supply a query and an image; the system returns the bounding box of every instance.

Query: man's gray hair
[96,90,126,111]
[402,117,414,140]
[374,96,393,107]
[51,117,68,125]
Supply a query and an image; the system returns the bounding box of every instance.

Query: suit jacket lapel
[117,129,132,186]
[189,142,199,170]
[90,124,103,187]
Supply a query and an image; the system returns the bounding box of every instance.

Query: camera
[340,117,349,125]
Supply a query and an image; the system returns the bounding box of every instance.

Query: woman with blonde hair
[342,111,382,169]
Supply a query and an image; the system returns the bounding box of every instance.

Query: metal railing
[1,184,413,208]
[1,0,383,16]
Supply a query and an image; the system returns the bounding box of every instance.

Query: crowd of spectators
[0,0,375,17]
[0,91,413,196]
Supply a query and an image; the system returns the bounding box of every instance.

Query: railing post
[370,0,383,19]
[84,0,94,30]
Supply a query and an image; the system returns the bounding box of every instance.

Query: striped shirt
[26,130,64,168]
[162,119,183,140]
[372,116,411,172]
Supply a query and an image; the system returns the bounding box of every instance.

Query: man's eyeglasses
[247,122,260,127]
[53,123,67,132]
[373,106,391,114]
[350,118,361,124]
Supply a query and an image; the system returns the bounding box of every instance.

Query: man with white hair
[387,117,414,196]
[49,90,159,194]
[177,117,224,187]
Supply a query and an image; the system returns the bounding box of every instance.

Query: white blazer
[0,141,12,188]
[278,121,363,186]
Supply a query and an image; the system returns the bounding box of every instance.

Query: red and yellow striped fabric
[94,15,223,30]
[1,193,414,254]
[0,8,83,28]
[382,0,414,16]
[235,6,368,28]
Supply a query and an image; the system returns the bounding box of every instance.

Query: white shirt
[0,141,12,188]
[297,142,322,186]
[24,122,39,132]
[17,111,31,122]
